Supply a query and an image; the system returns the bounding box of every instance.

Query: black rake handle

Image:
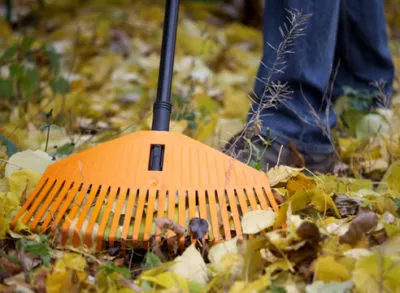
[151,0,180,131]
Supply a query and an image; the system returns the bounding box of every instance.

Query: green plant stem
[45,125,50,152]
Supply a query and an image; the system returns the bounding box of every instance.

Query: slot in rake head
[11,131,279,251]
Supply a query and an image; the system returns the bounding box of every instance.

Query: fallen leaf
[155,218,186,237]
[286,173,316,195]
[386,164,400,196]
[266,165,303,187]
[296,221,320,241]
[343,248,373,260]
[314,256,351,282]
[208,237,238,268]
[189,217,209,240]
[229,273,271,293]
[356,113,390,139]
[169,243,209,285]
[0,257,22,275]
[305,280,354,293]
[339,210,378,245]
[5,150,53,177]
[353,252,400,293]
[333,194,362,217]
[241,209,276,234]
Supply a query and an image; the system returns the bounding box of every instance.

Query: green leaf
[249,160,262,170]
[97,262,131,279]
[10,63,23,79]
[50,76,71,95]
[55,142,75,156]
[43,44,60,73]
[0,78,14,98]
[188,281,204,293]
[143,252,162,270]
[17,235,51,265]
[21,37,35,55]
[21,67,40,96]
[0,44,18,62]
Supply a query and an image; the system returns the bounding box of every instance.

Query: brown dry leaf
[296,221,320,241]
[155,218,186,237]
[339,210,378,245]
[289,141,305,168]
[0,257,22,275]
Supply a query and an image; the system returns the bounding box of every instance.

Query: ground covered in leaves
[1,0,400,292]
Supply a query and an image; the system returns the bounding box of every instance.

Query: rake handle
[151,0,180,131]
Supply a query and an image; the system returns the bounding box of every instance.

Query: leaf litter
[0,0,400,292]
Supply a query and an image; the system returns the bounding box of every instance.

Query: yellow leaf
[170,120,188,133]
[169,243,209,285]
[218,253,243,274]
[208,237,238,268]
[8,169,41,200]
[141,272,189,290]
[0,194,10,238]
[266,165,303,187]
[241,209,276,234]
[55,253,87,271]
[265,260,292,275]
[177,35,222,63]
[0,169,40,238]
[194,93,219,115]
[96,269,134,293]
[311,188,340,217]
[353,252,400,293]
[224,23,262,47]
[46,253,89,293]
[139,5,165,25]
[222,89,251,119]
[286,173,316,195]
[207,118,244,149]
[46,270,87,293]
[229,273,271,293]
[195,114,218,142]
[314,256,351,282]
[5,150,53,177]
[386,164,400,196]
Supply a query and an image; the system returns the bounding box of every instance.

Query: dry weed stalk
[224,9,311,164]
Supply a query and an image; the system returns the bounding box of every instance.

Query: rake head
[11,131,279,251]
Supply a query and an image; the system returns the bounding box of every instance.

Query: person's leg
[225,0,395,173]
[225,0,341,172]
[331,0,395,104]
[249,0,341,155]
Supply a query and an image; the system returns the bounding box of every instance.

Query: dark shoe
[222,131,335,174]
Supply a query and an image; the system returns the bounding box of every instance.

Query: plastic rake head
[11,131,279,251]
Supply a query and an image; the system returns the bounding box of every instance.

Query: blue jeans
[249,0,395,154]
